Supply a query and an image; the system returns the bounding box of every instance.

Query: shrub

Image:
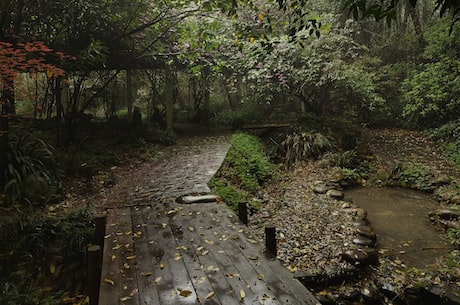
[4,132,57,203]
[280,131,334,165]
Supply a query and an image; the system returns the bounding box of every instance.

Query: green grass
[210,133,273,212]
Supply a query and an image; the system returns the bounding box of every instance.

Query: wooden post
[94,213,107,249]
[238,202,248,225]
[265,224,277,257]
[88,245,101,305]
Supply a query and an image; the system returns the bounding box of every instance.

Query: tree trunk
[406,0,426,49]
[165,67,174,129]
[126,69,133,123]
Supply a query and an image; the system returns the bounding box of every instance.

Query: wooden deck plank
[100,202,320,305]
[142,204,198,305]
[171,205,255,305]
[99,207,139,305]
[131,206,161,305]
[196,205,282,305]
[210,204,320,305]
[99,208,120,305]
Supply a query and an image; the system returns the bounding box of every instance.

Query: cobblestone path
[103,134,232,208]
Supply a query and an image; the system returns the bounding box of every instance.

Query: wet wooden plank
[99,207,139,305]
[99,208,119,305]
[131,206,161,305]
[210,205,320,305]
[171,205,249,305]
[141,204,197,305]
[100,202,319,305]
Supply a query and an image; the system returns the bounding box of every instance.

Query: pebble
[356,226,377,242]
[326,189,344,200]
[353,237,375,247]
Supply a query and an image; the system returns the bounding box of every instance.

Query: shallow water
[345,187,451,269]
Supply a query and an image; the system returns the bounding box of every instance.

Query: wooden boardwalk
[98,200,320,305]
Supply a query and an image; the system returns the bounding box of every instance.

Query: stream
[345,187,451,269]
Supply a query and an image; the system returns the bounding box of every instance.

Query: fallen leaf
[143,272,153,277]
[205,239,214,245]
[201,250,210,256]
[240,289,246,301]
[206,291,215,299]
[126,255,136,260]
[179,289,193,297]
[50,263,56,274]
[160,262,166,269]
[247,239,258,244]
[120,296,132,302]
[104,278,115,285]
[155,276,161,284]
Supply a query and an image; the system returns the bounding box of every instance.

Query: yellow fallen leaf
[240,289,246,301]
[160,262,165,269]
[247,239,258,244]
[179,289,193,297]
[112,244,121,250]
[50,263,56,274]
[205,239,214,245]
[155,276,162,284]
[206,291,215,299]
[143,272,153,277]
[104,278,115,285]
[201,250,210,256]
[120,296,132,302]
[111,255,116,261]
[126,255,136,260]
[188,226,195,232]
[257,273,264,280]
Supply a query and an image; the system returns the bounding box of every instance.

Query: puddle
[345,187,451,268]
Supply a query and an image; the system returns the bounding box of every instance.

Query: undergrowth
[0,206,93,305]
[210,133,273,212]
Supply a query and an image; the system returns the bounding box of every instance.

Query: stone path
[103,134,232,208]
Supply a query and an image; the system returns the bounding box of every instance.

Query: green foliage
[402,21,460,128]
[0,206,93,305]
[428,120,460,168]
[4,133,57,204]
[319,150,358,168]
[387,162,433,192]
[447,228,460,249]
[210,133,273,211]
[280,131,334,165]
[225,133,273,191]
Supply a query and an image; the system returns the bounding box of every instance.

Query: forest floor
[77,127,460,304]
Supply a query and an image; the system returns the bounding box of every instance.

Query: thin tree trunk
[126,69,133,123]
[165,67,174,129]
[406,0,426,49]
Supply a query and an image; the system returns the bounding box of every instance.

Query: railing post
[238,202,248,225]
[94,212,107,250]
[265,224,277,257]
[88,245,101,305]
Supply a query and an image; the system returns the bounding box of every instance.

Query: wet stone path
[98,134,320,305]
[129,135,232,205]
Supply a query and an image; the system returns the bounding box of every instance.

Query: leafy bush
[4,133,57,203]
[280,131,334,165]
[0,207,93,305]
[387,162,433,192]
[429,120,460,168]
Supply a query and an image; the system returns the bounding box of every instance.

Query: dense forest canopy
[0,0,458,189]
